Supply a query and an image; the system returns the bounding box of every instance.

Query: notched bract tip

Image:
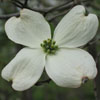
[82,77,89,84]
[18,9,26,19]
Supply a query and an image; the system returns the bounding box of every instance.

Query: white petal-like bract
[54,5,99,48]
[1,48,45,91]
[5,9,51,48]
[45,48,97,88]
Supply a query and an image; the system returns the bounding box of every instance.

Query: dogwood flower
[1,5,99,91]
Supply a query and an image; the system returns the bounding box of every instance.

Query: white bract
[1,5,99,91]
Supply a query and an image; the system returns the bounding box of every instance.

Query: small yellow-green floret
[41,38,58,54]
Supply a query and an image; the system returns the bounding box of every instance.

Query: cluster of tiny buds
[40,38,58,54]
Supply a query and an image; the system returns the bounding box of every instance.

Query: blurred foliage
[0,0,100,100]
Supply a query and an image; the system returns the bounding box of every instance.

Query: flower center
[40,38,58,54]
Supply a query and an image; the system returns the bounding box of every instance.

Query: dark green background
[0,0,100,100]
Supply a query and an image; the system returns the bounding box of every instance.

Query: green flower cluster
[41,38,58,54]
